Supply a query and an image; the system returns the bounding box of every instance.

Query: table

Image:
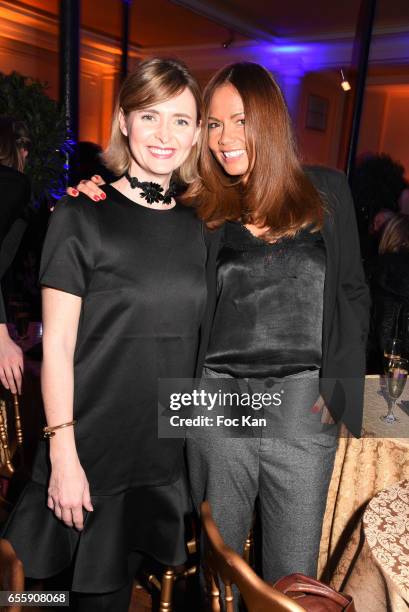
[343,480,409,611]
[318,375,409,608]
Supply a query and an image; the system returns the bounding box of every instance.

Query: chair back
[0,394,24,476]
[200,501,304,612]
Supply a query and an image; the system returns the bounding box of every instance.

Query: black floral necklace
[124,171,177,205]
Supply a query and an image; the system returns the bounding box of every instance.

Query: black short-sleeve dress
[2,185,207,593]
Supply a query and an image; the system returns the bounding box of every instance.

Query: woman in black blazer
[183,63,369,594]
[196,165,369,437]
[0,117,31,395]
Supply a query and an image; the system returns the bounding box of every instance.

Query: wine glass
[383,337,402,373]
[381,357,408,424]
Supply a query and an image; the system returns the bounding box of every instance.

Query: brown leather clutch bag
[274,573,356,612]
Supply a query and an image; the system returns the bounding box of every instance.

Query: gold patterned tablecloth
[366,481,409,600]
[318,376,409,610]
[343,480,409,611]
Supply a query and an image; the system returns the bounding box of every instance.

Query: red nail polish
[93,195,100,202]
[100,192,106,200]
[72,188,78,195]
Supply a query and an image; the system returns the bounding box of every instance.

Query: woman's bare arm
[42,287,93,530]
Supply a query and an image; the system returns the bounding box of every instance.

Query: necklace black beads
[124,171,177,205]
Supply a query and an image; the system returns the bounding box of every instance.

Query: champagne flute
[383,338,402,373]
[381,357,408,424]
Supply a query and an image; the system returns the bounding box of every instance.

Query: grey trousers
[187,434,337,582]
[186,369,338,605]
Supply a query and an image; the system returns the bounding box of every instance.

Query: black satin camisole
[204,222,326,378]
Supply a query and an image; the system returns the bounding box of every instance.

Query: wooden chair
[242,528,253,566]
[129,580,152,612]
[0,394,24,476]
[141,532,198,612]
[0,539,24,612]
[200,501,304,612]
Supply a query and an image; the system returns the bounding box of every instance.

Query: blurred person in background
[368,214,409,371]
[368,208,395,251]
[398,186,409,215]
[0,116,31,395]
[351,153,407,263]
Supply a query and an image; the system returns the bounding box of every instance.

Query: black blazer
[196,166,370,437]
[0,164,30,322]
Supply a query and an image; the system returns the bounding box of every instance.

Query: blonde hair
[379,213,409,254]
[103,58,202,184]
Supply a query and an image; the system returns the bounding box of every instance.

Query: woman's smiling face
[119,87,200,183]
[207,83,249,176]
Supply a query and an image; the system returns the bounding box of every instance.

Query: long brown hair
[103,57,202,184]
[184,62,324,240]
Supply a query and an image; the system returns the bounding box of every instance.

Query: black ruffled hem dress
[2,186,207,593]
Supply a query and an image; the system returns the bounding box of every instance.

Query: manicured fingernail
[311,404,320,413]
[72,188,78,195]
[100,193,106,200]
[93,195,100,202]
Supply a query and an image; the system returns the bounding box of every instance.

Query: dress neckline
[103,184,178,214]
[227,221,292,248]
[226,221,321,250]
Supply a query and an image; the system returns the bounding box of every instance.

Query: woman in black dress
[2,58,205,611]
[0,117,31,395]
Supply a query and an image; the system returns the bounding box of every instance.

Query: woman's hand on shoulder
[67,174,106,202]
[48,452,93,530]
